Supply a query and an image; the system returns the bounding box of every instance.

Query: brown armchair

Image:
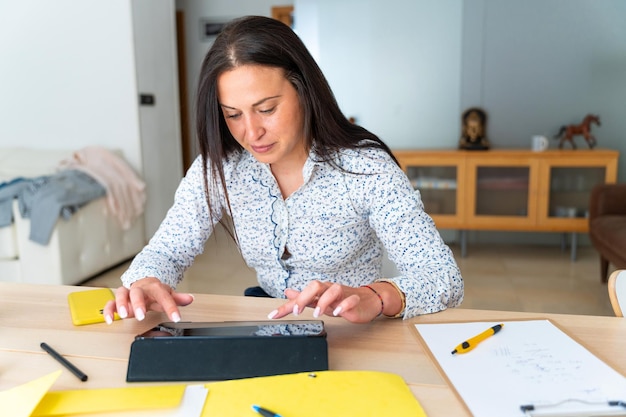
[589,183,626,282]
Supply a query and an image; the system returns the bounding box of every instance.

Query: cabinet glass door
[406,166,457,215]
[475,166,530,216]
[548,167,606,219]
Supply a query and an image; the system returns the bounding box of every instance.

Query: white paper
[415,320,626,417]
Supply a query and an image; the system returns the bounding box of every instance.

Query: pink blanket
[59,146,146,230]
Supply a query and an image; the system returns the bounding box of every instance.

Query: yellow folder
[1,371,61,417]
[32,385,186,416]
[203,370,426,417]
[7,370,424,416]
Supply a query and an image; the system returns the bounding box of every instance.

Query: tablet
[137,320,327,338]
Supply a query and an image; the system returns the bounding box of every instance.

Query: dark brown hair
[195,15,397,238]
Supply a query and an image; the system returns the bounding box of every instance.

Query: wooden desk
[1,282,625,416]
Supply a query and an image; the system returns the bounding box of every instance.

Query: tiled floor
[83,225,616,317]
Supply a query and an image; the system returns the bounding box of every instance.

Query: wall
[296,0,463,150]
[0,1,142,169]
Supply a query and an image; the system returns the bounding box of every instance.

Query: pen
[252,405,284,417]
[521,400,626,413]
[451,323,504,354]
[40,342,88,381]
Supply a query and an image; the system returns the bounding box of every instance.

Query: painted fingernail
[134,308,145,321]
[267,309,278,319]
[118,306,128,319]
[293,304,300,316]
[104,314,113,325]
[171,312,181,323]
[313,306,321,318]
[333,306,343,316]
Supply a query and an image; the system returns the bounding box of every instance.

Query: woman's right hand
[102,277,194,324]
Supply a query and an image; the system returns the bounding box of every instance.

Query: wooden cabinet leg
[570,232,577,262]
[460,230,467,258]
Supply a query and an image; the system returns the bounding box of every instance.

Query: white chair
[608,269,626,317]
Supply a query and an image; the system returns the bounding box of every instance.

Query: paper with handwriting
[415,320,626,417]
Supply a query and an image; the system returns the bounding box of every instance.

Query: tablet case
[126,320,329,382]
[67,288,119,326]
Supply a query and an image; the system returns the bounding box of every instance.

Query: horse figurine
[554,114,601,149]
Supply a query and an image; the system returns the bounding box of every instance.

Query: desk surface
[1,282,625,416]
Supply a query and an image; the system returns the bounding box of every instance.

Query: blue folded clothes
[0,170,105,245]
[0,177,31,228]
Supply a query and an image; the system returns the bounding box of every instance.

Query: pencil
[40,342,88,381]
[451,323,504,354]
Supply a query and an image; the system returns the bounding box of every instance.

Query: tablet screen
[137,320,326,339]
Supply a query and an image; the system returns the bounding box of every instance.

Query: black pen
[252,405,283,417]
[40,342,88,382]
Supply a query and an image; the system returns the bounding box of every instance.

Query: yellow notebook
[67,288,119,326]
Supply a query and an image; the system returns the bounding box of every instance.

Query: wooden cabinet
[393,149,619,257]
[394,150,467,229]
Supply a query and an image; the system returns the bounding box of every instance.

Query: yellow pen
[451,323,504,354]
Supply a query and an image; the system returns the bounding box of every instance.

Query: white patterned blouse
[121,147,464,319]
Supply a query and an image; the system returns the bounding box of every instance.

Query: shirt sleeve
[348,149,464,318]
[120,156,221,289]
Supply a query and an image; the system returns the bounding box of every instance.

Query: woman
[103,15,463,324]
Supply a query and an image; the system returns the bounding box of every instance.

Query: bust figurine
[459,107,490,150]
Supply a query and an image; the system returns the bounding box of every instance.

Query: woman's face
[217,65,307,168]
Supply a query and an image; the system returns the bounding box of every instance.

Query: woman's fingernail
[135,308,145,321]
[293,304,300,316]
[313,306,321,318]
[333,306,343,316]
[118,306,128,319]
[171,312,181,323]
[104,314,113,325]
[188,294,195,301]
[267,309,278,319]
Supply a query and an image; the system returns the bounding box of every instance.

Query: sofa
[588,183,626,283]
[0,147,146,285]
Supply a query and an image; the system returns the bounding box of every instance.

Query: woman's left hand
[267,280,384,323]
